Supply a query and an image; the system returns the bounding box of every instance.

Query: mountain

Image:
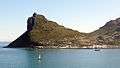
[5,14,120,48]
[5,14,92,48]
[90,18,120,45]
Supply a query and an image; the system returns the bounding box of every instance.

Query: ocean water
[0,43,120,68]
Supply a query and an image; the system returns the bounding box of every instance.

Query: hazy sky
[1,0,120,41]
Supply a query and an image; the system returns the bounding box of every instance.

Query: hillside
[90,18,120,45]
[5,14,120,48]
[5,14,92,48]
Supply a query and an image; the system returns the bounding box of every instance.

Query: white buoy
[38,54,41,60]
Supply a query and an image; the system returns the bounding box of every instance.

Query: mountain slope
[6,14,120,48]
[90,18,120,45]
[6,14,91,48]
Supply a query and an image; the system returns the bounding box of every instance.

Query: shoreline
[3,46,120,49]
[35,45,120,49]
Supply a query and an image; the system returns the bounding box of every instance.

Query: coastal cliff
[5,14,120,48]
[6,14,92,48]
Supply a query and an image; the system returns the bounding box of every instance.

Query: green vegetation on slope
[90,18,120,45]
[6,14,120,48]
[29,15,92,47]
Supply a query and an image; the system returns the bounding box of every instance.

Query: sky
[1,0,120,41]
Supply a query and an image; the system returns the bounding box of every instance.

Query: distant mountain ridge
[0,42,10,47]
[90,17,120,45]
[5,14,120,48]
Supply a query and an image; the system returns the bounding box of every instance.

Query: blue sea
[0,42,120,68]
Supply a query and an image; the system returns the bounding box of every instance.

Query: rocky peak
[36,14,48,23]
[104,18,120,27]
